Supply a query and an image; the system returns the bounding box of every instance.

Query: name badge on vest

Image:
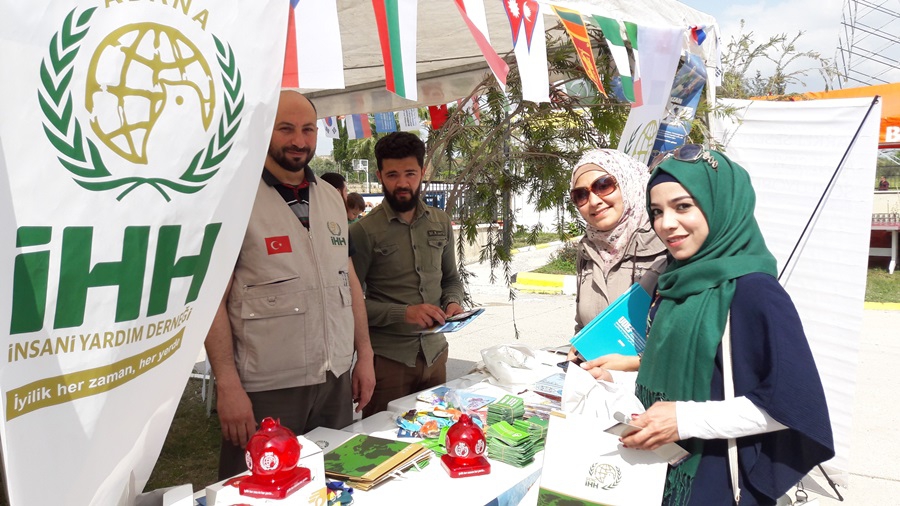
[265,236,292,255]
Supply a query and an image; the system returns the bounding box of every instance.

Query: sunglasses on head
[569,174,618,207]
[648,143,718,172]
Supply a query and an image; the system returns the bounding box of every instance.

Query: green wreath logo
[38,7,244,201]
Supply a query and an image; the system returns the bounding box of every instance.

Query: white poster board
[711,97,882,487]
[0,1,286,504]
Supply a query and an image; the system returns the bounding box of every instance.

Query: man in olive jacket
[350,132,466,417]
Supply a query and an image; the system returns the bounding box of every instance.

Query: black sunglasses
[569,174,618,207]
[648,143,718,172]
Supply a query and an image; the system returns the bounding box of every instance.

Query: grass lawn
[510,231,560,249]
[865,266,900,303]
[528,248,900,304]
[145,379,221,495]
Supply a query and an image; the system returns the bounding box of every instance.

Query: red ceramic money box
[233,417,311,498]
[441,414,491,478]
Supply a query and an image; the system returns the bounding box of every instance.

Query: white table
[340,365,568,506]
[344,411,541,506]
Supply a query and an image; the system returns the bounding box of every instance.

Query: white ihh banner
[712,97,882,488]
[0,1,286,504]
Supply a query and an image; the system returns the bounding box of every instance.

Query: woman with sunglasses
[622,149,834,505]
[566,149,668,379]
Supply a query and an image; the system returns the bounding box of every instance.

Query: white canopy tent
[301,0,720,117]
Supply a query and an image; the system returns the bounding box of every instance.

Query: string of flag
[286,1,716,107]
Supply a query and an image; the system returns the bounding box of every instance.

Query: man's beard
[270,146,314,173]
[383,185,421,213]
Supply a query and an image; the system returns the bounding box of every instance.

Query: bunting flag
[690,25,707,46]
[283,0,344,89]
[454,0,508,91]
[347,113,373,139]
[372,0,418,100]
[458,97,481,125]
[593,15,641,106]
[398,108,421,131]
[553,6,606,97]
[428,104,449,130]
[617,25,683,164]
[374,112,398,133]
[503,0,549,103]
[322,117,340,138]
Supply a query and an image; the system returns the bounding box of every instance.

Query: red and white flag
[266,236,293,255]
[455,0,508,91]
[428,104,449,130]
[283,0,345,89]
[503,0,549,104]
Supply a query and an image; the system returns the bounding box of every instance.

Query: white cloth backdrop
[711,97,882,488]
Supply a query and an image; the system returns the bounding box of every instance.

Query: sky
[683,0,900,91]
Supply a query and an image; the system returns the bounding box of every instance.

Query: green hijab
[636,150,777,504]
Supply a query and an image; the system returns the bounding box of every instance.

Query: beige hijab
[571,149,651,274]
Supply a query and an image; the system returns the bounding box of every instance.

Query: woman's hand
[581,354,640,373]
[564,352,640,381]
[621,401,680,451]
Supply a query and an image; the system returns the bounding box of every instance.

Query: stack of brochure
[322,434,430,491]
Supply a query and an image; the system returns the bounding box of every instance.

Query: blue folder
[569,283,651,361]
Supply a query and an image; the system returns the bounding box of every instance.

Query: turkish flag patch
[265,236,292,255]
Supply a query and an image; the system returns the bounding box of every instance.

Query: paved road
[445,245,900,505]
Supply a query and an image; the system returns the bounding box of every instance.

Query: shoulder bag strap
[723,310,741,504]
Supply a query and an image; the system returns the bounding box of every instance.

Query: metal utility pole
[837,0,900,88]
[352,159,370,193]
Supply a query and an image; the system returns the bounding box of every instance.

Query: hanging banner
[503,0,549,104]
[454,0,508,91]
[322,116,341,138]
[0,1,286,504]
[287,0,345,90]
[553,6,606,97]
[374,111,398,133]
[398,108,421,131]
[347,113,373,139]
[651,53,708,158]
[617,25,682,164]
[372,0,418,100]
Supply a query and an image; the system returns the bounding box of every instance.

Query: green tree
[309,156,337,175]
[688,21,837,146]
[424,24,630,287]
[719,20,837,99]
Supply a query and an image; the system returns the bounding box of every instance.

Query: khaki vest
[227,179,354,392]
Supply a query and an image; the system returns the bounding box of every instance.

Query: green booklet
[323,433,428,489]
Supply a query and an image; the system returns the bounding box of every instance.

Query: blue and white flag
[374,112,397,133]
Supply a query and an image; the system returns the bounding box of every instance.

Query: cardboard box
[205,435,326,505]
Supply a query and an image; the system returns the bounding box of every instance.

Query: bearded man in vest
[205,90,375,479]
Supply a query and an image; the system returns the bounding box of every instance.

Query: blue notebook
[569,283,651,360]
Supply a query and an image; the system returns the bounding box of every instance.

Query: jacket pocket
[239,282,309,375]
[426,239,445,270]
[374,242,402,272]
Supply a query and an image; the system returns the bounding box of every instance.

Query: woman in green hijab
[621,148,834,505]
